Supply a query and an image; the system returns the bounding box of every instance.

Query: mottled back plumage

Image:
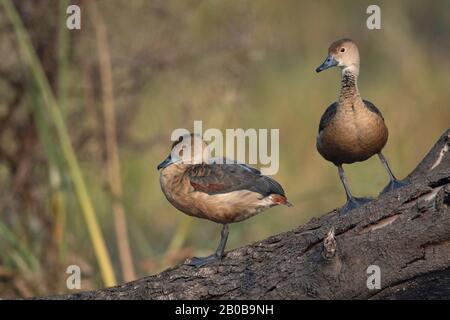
[186,163,286,198]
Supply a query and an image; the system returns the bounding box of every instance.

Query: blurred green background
[0,0,449,297]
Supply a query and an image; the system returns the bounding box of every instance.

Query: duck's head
[316,38,360,75]
[157,134,209,170]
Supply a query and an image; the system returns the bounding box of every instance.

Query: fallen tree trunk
[50,129,450,300]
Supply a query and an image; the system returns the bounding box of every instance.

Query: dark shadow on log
[46,129,450,300]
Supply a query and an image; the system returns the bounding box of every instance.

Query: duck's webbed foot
[186,224,229,268]
[378,153,408,195]
[380,179,408,195]
[339,197,373,215]
[187,254,221,268]
[337,165,373,215]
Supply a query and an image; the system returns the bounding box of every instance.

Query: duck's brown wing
[363,99,384,120]
[207,157,261,175]
[318,102,338,133]
[186,163,286,198]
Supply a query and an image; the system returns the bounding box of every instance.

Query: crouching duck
[315,38,407,214]
[157,134,292,267]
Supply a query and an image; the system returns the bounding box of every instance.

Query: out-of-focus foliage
[0,0,449,297]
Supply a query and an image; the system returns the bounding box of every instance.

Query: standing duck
[315,38,406,214]
[157,134,292,267]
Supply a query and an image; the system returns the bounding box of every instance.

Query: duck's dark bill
[157,155,173,170]
[316,55,338,73]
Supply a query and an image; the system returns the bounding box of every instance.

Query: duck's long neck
[339,69,360,103]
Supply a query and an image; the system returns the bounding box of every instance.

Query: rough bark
[49,129,450,300]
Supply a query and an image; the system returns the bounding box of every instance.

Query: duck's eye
[340,47,346,53]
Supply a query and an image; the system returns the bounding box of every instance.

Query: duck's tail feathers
[270,194,293,207]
